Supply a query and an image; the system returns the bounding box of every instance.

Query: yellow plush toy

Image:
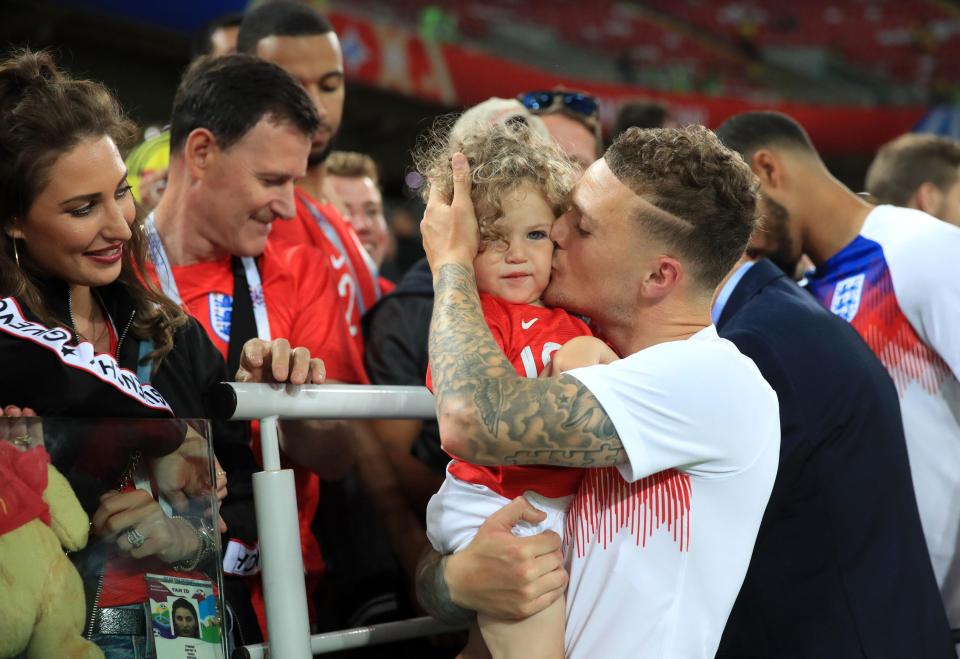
[0,442,104,659]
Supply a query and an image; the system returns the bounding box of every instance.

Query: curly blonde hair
[415,117,578,243]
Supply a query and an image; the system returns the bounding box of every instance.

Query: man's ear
[182,128,219,180]
[640,256,683,300]
[751,149,782,189]
[911,182,942,215]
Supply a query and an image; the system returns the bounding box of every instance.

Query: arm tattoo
[415,549,476,625]
[430,263,625,467]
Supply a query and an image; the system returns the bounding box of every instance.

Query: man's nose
[272,183,297,220]
[551,217,568,249]
[348,210,372,234]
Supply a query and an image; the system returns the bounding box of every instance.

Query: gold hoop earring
[12,238,20,268]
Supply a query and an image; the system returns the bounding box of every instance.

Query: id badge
[146,573,224,659]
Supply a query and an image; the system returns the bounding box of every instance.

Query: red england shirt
[158,239,368,590]
[430,293,592,499]
[270,189,381,355]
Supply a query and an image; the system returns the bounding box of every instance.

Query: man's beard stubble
[759,194,800,277]
[308,127,337,168]
[308,139,335,168]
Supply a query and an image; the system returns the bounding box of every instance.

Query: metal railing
[214,383,458,658]
[234,616,466,658]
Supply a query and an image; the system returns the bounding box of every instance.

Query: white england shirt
[805,205,960,625]
[563,325,780,658]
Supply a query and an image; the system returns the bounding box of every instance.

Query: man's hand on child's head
[421,152,481,272]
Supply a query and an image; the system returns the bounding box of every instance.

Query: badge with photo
[147,573,223,658]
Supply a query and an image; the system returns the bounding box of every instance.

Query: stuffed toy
[0,441,104,659]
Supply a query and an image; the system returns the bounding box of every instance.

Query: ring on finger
[125,527,146,549]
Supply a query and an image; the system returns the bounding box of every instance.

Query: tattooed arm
[420,153,625,468]
[416,550,475,624]
[429,263,624,467]
[415,497,567,621]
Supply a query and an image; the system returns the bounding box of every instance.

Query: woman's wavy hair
[0,49,186,366]
[414,114,578,245]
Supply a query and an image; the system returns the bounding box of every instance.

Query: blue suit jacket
[715,259,953,658]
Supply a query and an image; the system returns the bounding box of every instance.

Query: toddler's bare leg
[477,594,565,659]
[457,621,494,659]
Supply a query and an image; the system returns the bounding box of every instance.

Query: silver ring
[125,527,146,549]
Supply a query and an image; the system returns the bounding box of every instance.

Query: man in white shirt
[417,126,780,658]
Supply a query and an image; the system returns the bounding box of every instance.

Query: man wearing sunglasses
[518,89,603,171]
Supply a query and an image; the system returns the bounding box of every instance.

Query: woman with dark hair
[171,598,201,639]
[0,49,317,657]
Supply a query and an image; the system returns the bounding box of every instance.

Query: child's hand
[540,336,618,378]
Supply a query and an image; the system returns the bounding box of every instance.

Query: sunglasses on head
[518,91,599,117]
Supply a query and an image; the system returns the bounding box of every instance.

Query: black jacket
[716,259,953,658]
[362,258,446,474]
[0,280,257,546]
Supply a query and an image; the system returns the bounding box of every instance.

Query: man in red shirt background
[148,53,369,633]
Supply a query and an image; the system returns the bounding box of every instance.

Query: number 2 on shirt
[336,272,358,337]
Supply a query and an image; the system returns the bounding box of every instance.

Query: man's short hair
[865,133,960,206]
[326,151,380,187]
[605,126,759,289]
[236,0,333,54]
[192,12,244,58]
[612,101,670,140]
[714,111,817,161]
[169,54,319,152]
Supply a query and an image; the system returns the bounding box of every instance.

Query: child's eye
[115,184,132,200]
[527,230,548,240]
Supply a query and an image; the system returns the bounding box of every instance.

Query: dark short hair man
[238,1,381,348]
[151,53,370,631]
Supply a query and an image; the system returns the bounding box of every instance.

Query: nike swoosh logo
[521,318,539,330]
[330,253,346,269]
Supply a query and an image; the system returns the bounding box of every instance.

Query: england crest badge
[208,293,233,343]
[829,274,865,322]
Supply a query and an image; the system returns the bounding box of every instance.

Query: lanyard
[144,212,272,342]
[297,191,381,311]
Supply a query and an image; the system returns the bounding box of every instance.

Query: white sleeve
[566,338,779,483]
[874,212,960,379]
